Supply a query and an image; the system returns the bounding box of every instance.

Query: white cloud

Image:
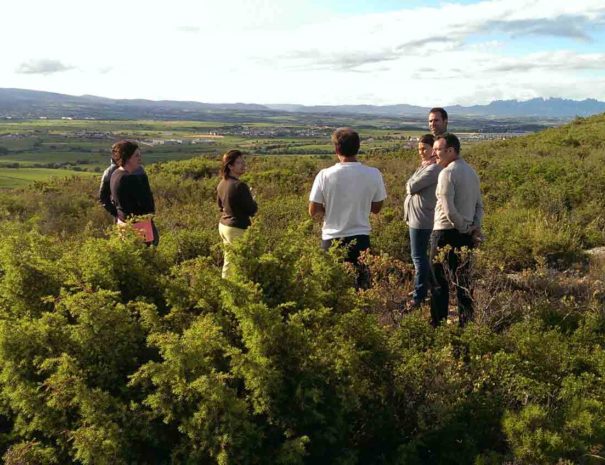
[16,59,74,75]
[275,0,605,72]
[1,0,605,105]
[176,26,201,33]
[485,51,605,72]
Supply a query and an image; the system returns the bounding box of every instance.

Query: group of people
[99,107,483,327]
[403,108,483,326]
[306,108,483,326]
[99,140,158,245]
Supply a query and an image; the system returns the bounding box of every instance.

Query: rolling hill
[1,88,604,120]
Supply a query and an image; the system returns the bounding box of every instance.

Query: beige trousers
[218,223,246,278]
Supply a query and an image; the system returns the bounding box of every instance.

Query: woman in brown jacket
[217,150,257,278]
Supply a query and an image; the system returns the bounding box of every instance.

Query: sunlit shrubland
[0,115,604,464]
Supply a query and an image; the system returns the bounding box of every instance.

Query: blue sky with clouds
[3,0,605,105]
[324,0,481,13]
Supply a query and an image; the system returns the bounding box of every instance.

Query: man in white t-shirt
[309,127,387,288]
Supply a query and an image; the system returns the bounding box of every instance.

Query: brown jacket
[217,176,257,229]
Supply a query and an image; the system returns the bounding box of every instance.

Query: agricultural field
[0,116,534,188]
[0,167,94,189]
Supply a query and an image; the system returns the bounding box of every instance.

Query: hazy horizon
[4,87,604,109]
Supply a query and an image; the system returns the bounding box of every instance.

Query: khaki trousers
[218,223,246,278]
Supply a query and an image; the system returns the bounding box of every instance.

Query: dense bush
[0,115,604,463]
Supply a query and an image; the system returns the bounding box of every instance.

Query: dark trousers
[149,220,160,247]
[321,235,370,289]
[430,229,474,327]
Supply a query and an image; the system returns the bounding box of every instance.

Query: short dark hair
[429,107,448,120]
[331,127,360,157]
[221,149,243,179]
[111,140,139,167]
[437,133,460,154]
[419,134,435,146]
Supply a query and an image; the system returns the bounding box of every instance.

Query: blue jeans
[409,228,432,302]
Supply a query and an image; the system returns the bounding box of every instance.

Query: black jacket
[99,161,118,217]
[110,168,155,221]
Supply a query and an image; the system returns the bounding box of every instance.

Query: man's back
[99,162,119,217]
[310,162,386,239]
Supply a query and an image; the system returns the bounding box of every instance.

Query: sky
[4,0,605,106]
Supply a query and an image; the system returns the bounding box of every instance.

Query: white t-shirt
[309,162,387,240]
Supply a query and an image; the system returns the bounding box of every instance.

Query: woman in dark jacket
[217,149,257,278]
[110,140,158,245]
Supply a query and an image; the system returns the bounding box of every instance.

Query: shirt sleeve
[217,189,223,211]
[99,168,117,217]
[436,170,469,233]
[138,173,155,214]
[472,184,484,228]
[309,171,324,204]
[237,182,258,217]
[407,165,440,195]
[373,170,387,202]
[114,175,131,221]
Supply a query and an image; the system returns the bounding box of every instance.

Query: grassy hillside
[466,113,605,268]
[0,115,603,464]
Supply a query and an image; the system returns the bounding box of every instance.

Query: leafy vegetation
[0,114,603,464]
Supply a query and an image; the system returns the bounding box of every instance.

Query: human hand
[471,227,485,246]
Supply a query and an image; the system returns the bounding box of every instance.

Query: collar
[421,155,438,167]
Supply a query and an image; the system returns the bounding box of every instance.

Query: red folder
[118,218,155,243]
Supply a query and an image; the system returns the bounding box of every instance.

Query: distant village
[1,120,530,148]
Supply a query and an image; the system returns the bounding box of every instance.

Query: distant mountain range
[1,88,604,120]
[449,99,605,118]
[266,98,605,119]
[0,88,272,122]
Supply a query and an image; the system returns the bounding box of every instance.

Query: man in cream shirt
[431,133,483,327]
[309,127,387,289]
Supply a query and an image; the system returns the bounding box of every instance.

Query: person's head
[331,127,360,158]
[433,133,460,167]
[428,107,448,136]
[112,140,141,172]
[418,134,435,161]
[221,149,246,179]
